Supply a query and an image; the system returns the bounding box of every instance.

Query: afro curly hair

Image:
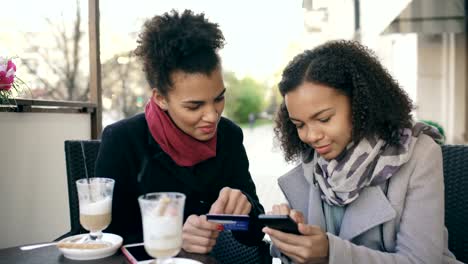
[134,9,225,95]
[274,40,414,162]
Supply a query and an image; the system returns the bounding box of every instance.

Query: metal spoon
[20,242,59,250]
[20,235,88,250]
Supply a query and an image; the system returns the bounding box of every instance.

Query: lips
[314,144,331,155]
[199,125,216,134]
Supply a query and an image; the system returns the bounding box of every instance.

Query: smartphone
[121,243,153,264]
[258,214,300,235]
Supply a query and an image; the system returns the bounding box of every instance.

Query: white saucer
[139,258,202,264]
[58,233,123,260]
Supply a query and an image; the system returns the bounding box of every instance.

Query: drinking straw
[80,141,90,183]
[80,141,93,201]
[156,195,171,216]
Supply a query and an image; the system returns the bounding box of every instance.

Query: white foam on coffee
[143,216,182,249]
[80,197,112,215]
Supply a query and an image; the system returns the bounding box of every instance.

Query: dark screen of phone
[125,245,153,261]
[259,215,300,234]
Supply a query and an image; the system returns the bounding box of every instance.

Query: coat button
[200,200,205,204]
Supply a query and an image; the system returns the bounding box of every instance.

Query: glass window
[1,0,90,101]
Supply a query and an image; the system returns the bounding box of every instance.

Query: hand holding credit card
[206,214,250,231]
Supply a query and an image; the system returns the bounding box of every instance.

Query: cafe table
[0,244,219,264]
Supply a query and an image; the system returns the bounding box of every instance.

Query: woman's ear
[152,88,168,111]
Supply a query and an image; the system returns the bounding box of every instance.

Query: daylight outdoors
[1,0,467,263]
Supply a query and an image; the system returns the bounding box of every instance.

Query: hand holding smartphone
[258,214,300,235]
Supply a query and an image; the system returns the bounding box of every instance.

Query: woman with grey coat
[265,40,462,264]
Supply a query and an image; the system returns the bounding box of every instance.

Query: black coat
[95,113,265,245]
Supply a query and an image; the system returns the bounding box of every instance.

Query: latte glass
[138,192,186,264]
[76,178,115,241]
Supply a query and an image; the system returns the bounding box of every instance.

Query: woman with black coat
[95,9,265,253]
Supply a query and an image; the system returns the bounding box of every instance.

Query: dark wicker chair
[57,140,272,263]
[56,140,101,240]
[441,145,468,263]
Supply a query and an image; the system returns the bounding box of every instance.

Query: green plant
[224,74,265,123]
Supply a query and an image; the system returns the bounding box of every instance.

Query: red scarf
[145,99,217,167]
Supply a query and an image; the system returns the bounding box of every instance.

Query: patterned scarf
[302,122,443,206]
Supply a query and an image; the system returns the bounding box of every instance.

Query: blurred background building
[303,0,466,144]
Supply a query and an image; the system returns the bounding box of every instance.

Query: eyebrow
[182,88,226,105]
[289,107,333,122]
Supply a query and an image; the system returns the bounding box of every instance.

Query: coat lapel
[339,185,396,240]
[307,184,326,230]
[278,165,309,216]
[302,161,326,230]
[278,165,326,230]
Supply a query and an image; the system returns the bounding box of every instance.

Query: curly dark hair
[274,40,414,162]
[134,10,225,95]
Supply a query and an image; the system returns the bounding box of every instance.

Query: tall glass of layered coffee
[76,178,114,240]
[138,192,186,263]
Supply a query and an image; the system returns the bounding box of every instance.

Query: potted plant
[0,57,27,104]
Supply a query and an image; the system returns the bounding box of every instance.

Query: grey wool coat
[272,134,462,264]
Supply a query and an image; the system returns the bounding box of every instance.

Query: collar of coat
[278,165,396,241]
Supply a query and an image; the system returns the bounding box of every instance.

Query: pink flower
[0,57,16,91]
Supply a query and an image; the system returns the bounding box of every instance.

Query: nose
[303,126,323,145]
[202,106,219,123]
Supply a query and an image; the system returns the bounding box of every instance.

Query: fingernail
[217,225,224,231]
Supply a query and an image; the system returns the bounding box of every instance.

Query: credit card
[206,214,250,231]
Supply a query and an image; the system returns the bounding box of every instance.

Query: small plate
[139,258,202,264]
[58,233,123,260]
